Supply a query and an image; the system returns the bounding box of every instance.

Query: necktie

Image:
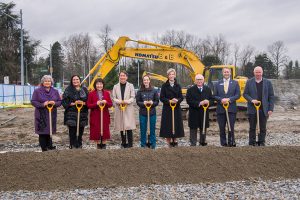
[199,87,202,92]
[224,80,228,94]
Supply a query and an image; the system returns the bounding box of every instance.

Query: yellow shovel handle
[145,103,152,112]
[202,102,209,111]
[254,101,261,111]
[222,102,229,110]
[169,102,176,110]
[120,102,127,111]
[76,102,84,112]
[99,102,106,110]
[46,103,54,112]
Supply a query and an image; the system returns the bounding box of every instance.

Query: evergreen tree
[244,62,254,78]
[50,42,64,84]
[103,67,118,90]
[254,54,277,79]
[294,60,300,79]
[202,55,222,67]
[0,2,39,83]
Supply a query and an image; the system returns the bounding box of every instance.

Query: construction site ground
[0,105,299,192]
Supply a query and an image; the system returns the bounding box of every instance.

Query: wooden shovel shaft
[225,109,231,132]
[256,109,260,135]
[202,110,206,135]
[76,111,80,138]
[49,111,52,138]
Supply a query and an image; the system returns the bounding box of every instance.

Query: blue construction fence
[0,84,62,107]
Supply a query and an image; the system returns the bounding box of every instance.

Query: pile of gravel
[0,179,299,199]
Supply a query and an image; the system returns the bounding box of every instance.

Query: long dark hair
[140,75,153,91]
[70,75,81,87]
[93,78,105,90]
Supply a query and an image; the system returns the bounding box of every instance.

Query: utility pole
[20,9,24,85]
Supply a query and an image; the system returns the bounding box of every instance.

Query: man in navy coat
[243,66,274,146]
[214,67,241,147]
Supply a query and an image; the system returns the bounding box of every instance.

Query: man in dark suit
[186,74,213,146]
[214,67,241,147]
[243,66,274,146]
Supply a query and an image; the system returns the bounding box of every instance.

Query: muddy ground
[0,105,300,191]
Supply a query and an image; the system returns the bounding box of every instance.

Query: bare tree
[233,43,240,67]
[62,33,97,81]
[267,41,288,78]
[202,34,230,63]
[239,45,255,74]
[98,24,114,53]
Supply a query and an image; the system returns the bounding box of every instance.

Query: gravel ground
[0,179,299,199]
[0,131,299,153]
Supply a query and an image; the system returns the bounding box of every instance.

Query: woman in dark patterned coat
[62,75,89,149]
[31,75,62,152]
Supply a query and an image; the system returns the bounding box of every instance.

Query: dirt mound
[1,146,299,191]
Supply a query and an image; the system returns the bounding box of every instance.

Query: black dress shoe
[48,146,56,150]
[221,143,228,147]
[41,148,48,152]
[200,142,208,146]
[97,144,102,149]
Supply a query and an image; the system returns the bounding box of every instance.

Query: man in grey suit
[243,66,274,146]
[214,67,241,147]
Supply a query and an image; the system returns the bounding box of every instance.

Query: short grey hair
[40,75,54,86]
[167,68,176,76]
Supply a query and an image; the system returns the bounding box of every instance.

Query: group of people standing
[31,66,274,152]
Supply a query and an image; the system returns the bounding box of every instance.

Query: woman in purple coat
[31,75,62,151]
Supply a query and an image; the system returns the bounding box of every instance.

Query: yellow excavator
[82,36,247,118]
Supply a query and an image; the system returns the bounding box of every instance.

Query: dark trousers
[217,112,236,146]
[68,126,84,148]
[248,110,267,145]
[190,128,206,146]
[39,134,53,151]
[120,130,133,148]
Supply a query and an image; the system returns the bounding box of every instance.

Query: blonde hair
[167,68,176,76]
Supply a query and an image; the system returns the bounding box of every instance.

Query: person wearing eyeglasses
[186,74,213,146]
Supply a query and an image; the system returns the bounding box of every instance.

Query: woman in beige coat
[112,71,136,148]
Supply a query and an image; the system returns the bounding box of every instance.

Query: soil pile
[1,146,299,191]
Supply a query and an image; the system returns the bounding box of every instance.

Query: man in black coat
[243,66,274,146]
[214,67,241,147]
[186,74,213,146]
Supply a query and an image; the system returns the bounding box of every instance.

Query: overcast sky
[4,0,300,62]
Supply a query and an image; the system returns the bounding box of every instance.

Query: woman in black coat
[62,75,89,149]
[159,68,184,147]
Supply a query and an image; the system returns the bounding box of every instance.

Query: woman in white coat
[112,71,136,148]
